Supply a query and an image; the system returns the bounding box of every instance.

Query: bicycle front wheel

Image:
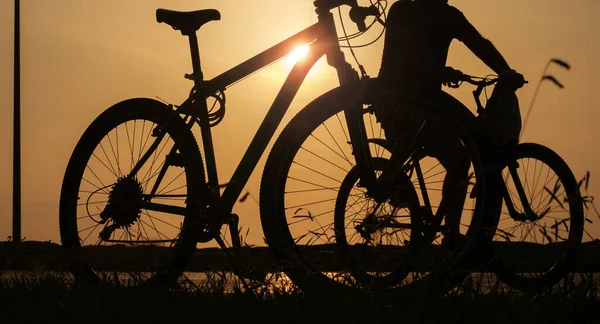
[260,83,489,294]
[59,98,205,285]
[489,143,584,291]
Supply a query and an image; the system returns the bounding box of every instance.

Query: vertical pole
[13,0,21,244]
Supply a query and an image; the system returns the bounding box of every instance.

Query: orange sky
[0,0,599,245]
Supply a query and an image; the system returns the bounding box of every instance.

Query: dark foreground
[1,241,600,323]
[0,271,599,324]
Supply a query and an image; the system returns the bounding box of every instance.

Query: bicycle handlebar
[460,74,529,88]
[461,75,499,87]
[313,0,380,32]
[458,74,528,114]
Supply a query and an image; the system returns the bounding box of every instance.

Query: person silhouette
[374,0,525,245]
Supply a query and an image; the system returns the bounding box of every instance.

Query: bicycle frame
[136,7,376,219]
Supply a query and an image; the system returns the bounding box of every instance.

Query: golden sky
[0,0,599,244]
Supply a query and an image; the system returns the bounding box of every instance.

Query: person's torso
[378,0,461,94]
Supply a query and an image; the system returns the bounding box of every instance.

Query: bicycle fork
[501,160,539,222]
[342,81,379,194]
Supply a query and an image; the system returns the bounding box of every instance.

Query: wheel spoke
[493,144,583,290]
[60,102,200,285]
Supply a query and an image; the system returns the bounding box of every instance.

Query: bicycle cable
[338,6,365,76]
[337,0,388,43]
[337,0,388,77]
[481,74,499,103]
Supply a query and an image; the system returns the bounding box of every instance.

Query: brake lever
[349,5,380,32]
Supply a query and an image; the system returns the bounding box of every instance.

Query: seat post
[187,33,204,82]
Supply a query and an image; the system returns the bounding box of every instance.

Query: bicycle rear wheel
[488,143,584,291]
[260,82,489,294]
[59,98,205,285]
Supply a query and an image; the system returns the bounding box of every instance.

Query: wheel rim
[274,90,485,289]
[493,147,583,285]
[335,157,415,288]
[64,114,194,284]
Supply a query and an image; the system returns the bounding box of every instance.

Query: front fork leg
[503,161,537,222]
[344,95,378,194]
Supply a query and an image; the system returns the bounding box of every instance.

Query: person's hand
[441,66,464,88]
[499,69,526,89]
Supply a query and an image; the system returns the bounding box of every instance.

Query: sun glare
[287,45,310,65]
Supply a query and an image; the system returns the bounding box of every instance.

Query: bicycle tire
[487,142,584,291]
[334,155,421,289]
[259,80,490,294]
[59,98,205,286]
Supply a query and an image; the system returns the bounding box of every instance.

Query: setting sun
[286,44,310,65]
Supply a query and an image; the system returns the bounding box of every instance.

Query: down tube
[220,51,323,210]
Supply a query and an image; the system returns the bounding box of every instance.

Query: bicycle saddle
[156,9,221,36]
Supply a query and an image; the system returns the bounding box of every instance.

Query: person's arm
[449,6,525,88]
[449,7,511,74]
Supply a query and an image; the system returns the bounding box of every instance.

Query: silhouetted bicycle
[58,0,493,293]
[456,75,584,292]
[334,73,584,293]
